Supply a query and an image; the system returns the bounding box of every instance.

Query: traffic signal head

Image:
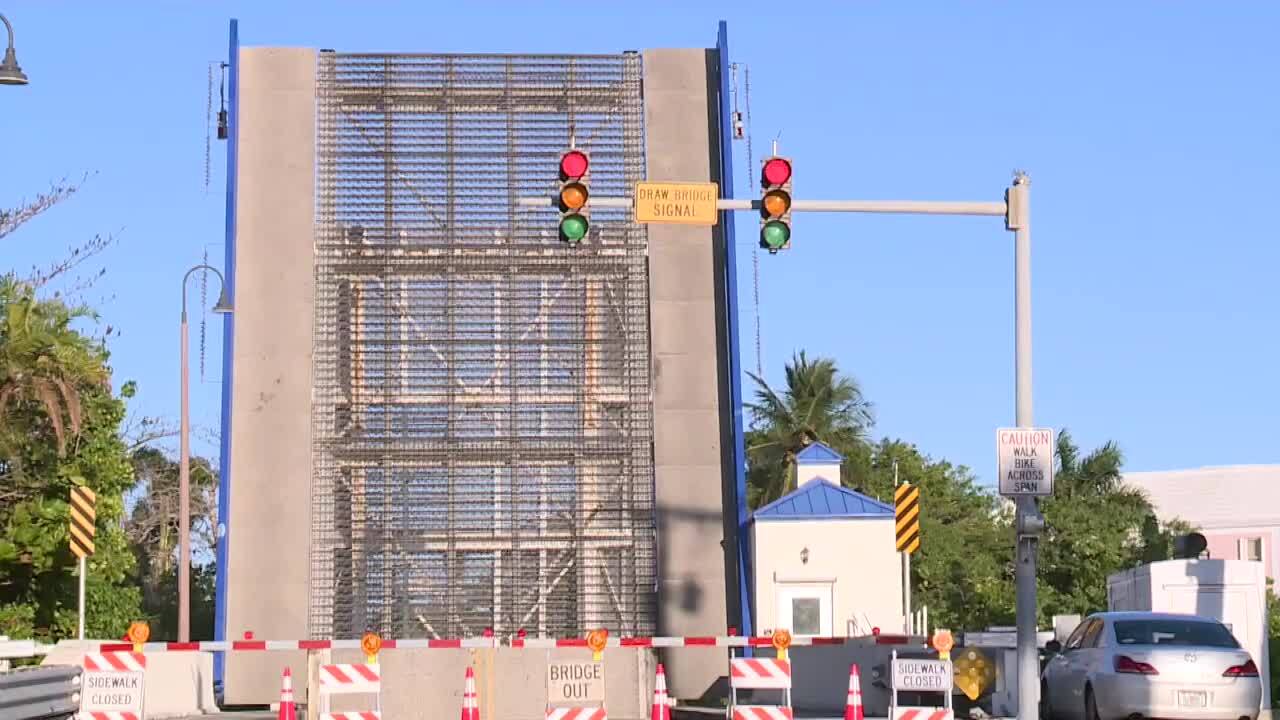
[759,156,792,253]
[559,149,590,244]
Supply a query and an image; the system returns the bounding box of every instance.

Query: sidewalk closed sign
[892,658,950,691]
[547,660,605,704]
[997,427,1056,497]
[82,670,145,718]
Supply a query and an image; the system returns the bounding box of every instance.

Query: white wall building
[751,442,904,637]
[1124,465,1280,580]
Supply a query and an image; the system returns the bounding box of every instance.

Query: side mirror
[1045,640,1062,654]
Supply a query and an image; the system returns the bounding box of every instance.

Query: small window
[1239,537,1264,563]
[792,598,822,636]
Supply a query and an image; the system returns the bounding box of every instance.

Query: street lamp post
[179,265,232,642]
[0,12,29,85]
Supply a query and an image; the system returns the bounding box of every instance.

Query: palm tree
[745,351,874,507]
[0,277,106,458]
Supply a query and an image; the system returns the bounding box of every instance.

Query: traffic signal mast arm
[518,194,1008,218]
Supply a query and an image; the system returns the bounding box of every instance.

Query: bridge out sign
[547,660,605,705]
[997,427,1055,497]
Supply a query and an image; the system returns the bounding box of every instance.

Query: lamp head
[0,47,27,86]
[212,290,233,314]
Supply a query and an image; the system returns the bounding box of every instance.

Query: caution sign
[69,486,96,558]
[953,647,995,701]
[996,427,1055,497]
[547,660,605,705]
[634,182,719,226]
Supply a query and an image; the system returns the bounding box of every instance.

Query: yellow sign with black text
[634,182,719,226]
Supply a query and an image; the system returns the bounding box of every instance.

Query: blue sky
[2,2,1277,484]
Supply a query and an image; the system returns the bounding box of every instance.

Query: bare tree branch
[25,232,118,294]
[0,176,88,241]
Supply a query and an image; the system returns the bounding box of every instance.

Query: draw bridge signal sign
[894,483,920,555]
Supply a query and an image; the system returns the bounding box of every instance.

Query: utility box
[1107,559,1271,708]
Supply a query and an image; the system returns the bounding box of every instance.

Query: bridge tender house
[636,184,716,219]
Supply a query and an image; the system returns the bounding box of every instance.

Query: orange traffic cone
[652,663,671,720]
[463,665,480,720]
[278,667,297,720]
[844,664,863,720]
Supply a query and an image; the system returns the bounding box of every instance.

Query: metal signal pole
[1008,173,1044,720]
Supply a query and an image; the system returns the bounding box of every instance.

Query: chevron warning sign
[894,483,920,554]
[70,486,96,558]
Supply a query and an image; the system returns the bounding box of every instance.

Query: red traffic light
[560,150,589,179]
[762,157,792,186]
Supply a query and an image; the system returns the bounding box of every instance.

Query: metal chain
[205,63,213,194]
[199,248,208,381]
[743,65,763,377]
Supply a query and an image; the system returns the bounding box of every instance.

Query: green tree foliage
[745,351,1182,633]
[0,277,142,640]
[126,448,218,639]
[745,351,874,506]
[847,439,1015,631]
[1037,431,1185,621]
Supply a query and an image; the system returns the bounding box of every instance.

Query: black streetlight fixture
[0,13,28,86]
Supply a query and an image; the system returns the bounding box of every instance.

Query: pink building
[1124,465,1280,579]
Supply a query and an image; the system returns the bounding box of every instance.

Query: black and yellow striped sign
[69,486,96,558]
[894,483,920,554]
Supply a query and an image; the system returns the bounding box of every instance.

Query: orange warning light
[772,628,792,651]
[932,629,955,659]
[361,631,382,662]
[587,628,608,661]
[127,621,150,646]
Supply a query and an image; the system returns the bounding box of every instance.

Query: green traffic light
[560,214,589,243]
[761,220,790,250]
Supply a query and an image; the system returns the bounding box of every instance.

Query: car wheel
[1085,685,1102,720]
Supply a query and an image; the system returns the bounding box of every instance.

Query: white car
[1041,611,1262,720]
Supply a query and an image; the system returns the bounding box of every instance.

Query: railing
[0,664,82,720]
[0,637,55,672]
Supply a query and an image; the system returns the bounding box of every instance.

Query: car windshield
[1113,619,1239,648]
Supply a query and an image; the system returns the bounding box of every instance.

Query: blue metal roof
[753,478,894,521]
[795,441,844,465]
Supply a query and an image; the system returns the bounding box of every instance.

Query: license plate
[1179,691,1208,708]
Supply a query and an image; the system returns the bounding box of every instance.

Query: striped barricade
[892,709,953,720]
[733,707,794,720]
[83,652,147,673]
[79,652,147,720]
[545,707,607,720]
[728,657,792,720]
[317,663,381,720]
[729,658,792,690]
